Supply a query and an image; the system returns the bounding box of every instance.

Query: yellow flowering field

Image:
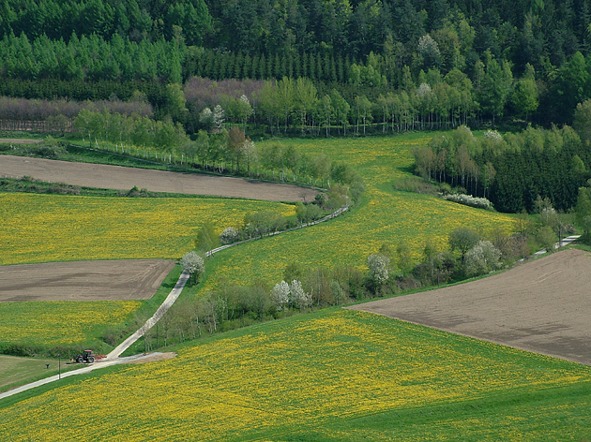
[203,134,516,289]
[0,193,292,349]
[0,300,140,347]
[1,309,590,440]
[0,193,295,265]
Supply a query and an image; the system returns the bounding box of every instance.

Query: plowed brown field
[0,155,318,202]
[349,249,591,365]
[0,259,175,301]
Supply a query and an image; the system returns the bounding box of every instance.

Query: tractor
[74,349,95,364]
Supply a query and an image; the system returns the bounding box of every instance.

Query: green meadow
[1,309,589,440]
[201,133,516,291]
[0,193,294,265]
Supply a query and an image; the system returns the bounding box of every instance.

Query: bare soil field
[0,259,175,302]
[0,155,317,202]
[349,249,591,365]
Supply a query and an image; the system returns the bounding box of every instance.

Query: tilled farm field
[0,155,317,202]
[350,249,591,365]
[0,259,175,302]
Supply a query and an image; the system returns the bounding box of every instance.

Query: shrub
[444,193,495,211]
[464,240,502,276]
[392,176,438,195]
[220,227,240,245]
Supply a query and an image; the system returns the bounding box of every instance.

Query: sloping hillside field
[350,249,591,365]
[0,155,318,202]
[0,193,295,265]
[202,134,517,290]
[1,310,590,440]
[0,259,174,302]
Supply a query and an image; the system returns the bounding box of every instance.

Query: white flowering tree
[180,251,205,285]
[289,280,312,310]
[418,34,441,68]
[213,104,225,132]
[367,253,390,295]
[199,107,213,130]
[219,227,240,245]
[237,95,253,129]
[464,240,501,276]
[271,280,290,310]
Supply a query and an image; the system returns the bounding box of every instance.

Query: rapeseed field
[203,134,516,289]
[1,309,589,440]
[0,193,295,265]
[0,193,293,348]
[0,300,140,347]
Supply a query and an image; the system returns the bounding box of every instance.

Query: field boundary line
[207,205,349,257]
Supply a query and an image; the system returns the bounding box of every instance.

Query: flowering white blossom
[213,104,225,131]
[484,129,503,141]
[444,193,494,211]
[271,280,290,310]
[220,227,239,245]
[289,280,312,309]
[367,254,390,285]
[464,240,501,276]
[180,251,205,284]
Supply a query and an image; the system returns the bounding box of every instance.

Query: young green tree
[367,253,390,295]
[573,99,591,145]
[575,186,591,241]
[195,223,219,253]
[515,65,538,116]
[449,227,480,263]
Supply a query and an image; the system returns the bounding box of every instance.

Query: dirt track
[349,249,591,365]
[0,260,175,302]
[0,139,42,145]
[0,155,318,202]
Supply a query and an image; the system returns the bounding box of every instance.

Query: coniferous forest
[3,0,591,213]
[1,0,590,124]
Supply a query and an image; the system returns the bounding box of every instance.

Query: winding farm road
[0,155,318,202]
[0,205,349,400]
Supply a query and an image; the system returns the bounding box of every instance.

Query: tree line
[143,216,564,350]
[0,95,152,121]
[1,1,591,128]
[72,109,365,193]
[414,123,590,213]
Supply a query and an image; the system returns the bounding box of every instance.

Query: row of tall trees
[0,33,184,83]
[414,124,590,213]
[0,0,212,44]
[185,63,527,135]
[73,109,189,157]
[183,47,354,84]
[71,109,364,192]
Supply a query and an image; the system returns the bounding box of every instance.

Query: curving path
[0,155,318,202]
[0,206,349,400]
[0,353,170,401]
[105,271,190,360]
